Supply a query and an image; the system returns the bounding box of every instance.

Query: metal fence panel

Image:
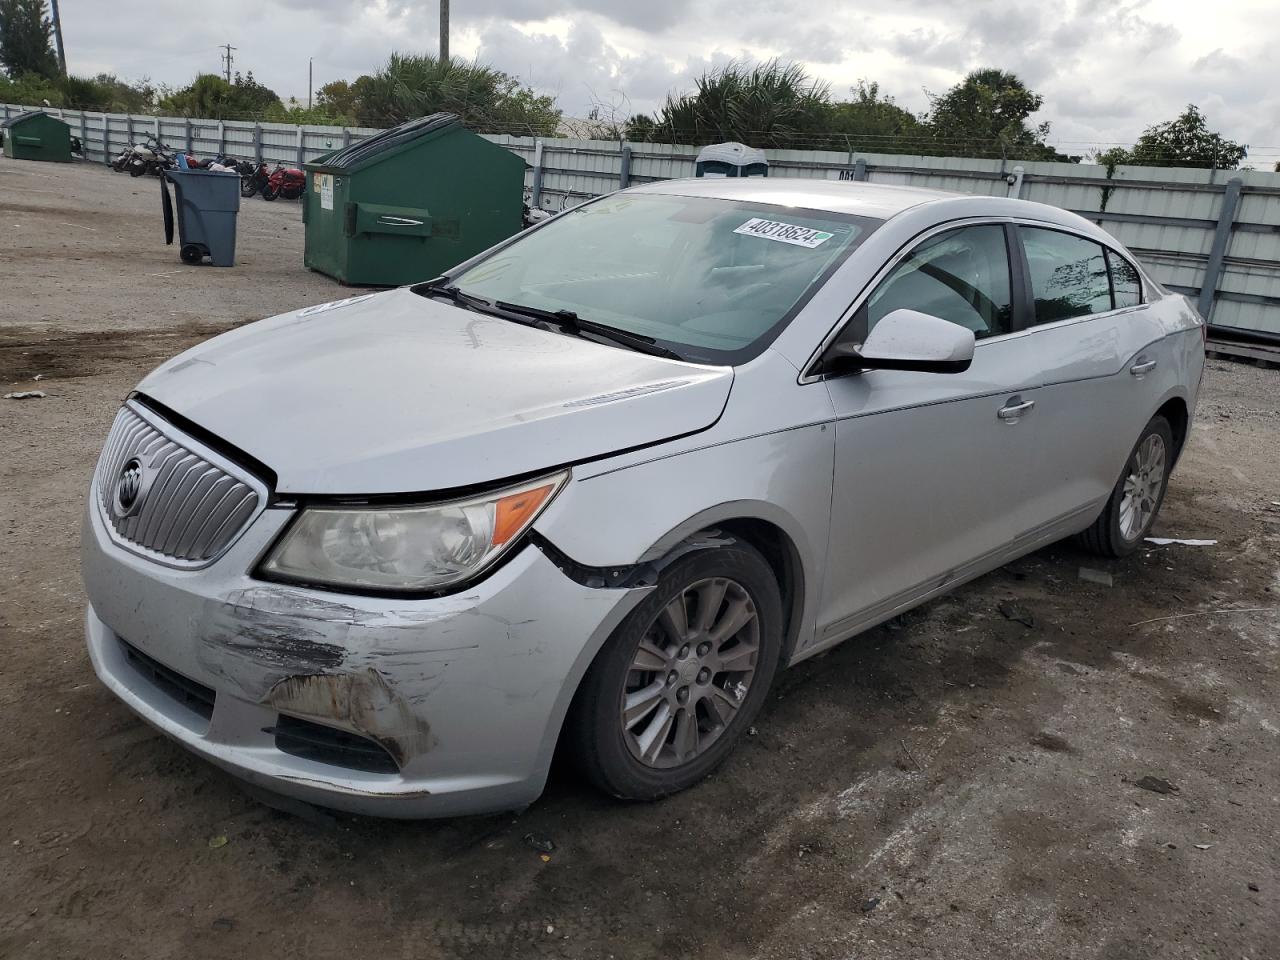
[5,101,1280,336]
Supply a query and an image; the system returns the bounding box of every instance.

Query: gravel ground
[2,157,1278,959]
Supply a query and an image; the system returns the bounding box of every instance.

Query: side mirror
[824,309,975,375]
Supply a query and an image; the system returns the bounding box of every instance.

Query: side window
[1021,228,1111,325]
[1107,249,1143,308]
[861,224,1013,340]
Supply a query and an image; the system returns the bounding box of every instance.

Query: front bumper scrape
[83,497,648,818]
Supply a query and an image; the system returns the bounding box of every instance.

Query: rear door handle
[997,398,1036,422]
[1130,359,1157,377]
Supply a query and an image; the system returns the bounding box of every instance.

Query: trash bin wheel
[180,244,204,265]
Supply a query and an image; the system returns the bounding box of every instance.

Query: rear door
[816,222,1048,643]
[1011,226,1171,527]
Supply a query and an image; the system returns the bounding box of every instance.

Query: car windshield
[450,192,879,364]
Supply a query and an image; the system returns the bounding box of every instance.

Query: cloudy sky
[58,0,1279,163]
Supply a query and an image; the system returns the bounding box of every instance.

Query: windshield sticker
[733,218,835,248]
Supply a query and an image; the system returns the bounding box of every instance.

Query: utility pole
[221,43,237,83]
[49,0,67,75]
[439,0,449,63]
[308,58,313,110]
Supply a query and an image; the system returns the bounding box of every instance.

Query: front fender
[531,423,835,659]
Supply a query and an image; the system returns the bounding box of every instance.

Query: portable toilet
[302,113,527,286]
[1,110,73,163]
[695,142,768,178]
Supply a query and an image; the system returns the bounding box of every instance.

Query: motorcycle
[260,162,306,201]
[240,162,269,198]
[123,136,175,177]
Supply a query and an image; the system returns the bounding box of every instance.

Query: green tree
[925,68,1066,160]
[825,81,927,154]
[315,79,357,120]
[647,59,832,148]
[1127,105,1246,168]
[160,72,283,119]
[0,0,58,79]
[348,53,560,133]
[624,113,659,141]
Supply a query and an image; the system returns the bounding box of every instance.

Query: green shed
[1,110,73,163]
[302,113,527,286]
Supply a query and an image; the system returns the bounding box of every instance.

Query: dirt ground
[2,157,1278,960]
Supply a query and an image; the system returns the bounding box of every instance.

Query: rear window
[1021,228,1112,325]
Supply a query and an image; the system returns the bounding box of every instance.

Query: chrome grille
[95,404,264,567]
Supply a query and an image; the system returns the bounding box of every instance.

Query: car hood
[136,288,732,495]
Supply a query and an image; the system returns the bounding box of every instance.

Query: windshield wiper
[410,278,514,317]
[492,300,685,361]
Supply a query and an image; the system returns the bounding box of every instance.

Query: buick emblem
[113,457,146,518]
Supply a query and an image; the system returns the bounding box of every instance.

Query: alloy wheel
[1119,432,1166,541]
[620,577,760,769]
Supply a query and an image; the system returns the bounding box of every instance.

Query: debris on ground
[1078,567,1114,587]
[860,898,880,913]
[208,835,229,849]
[4,390,46,400]
[1194,843,1212,850]
[1145,537,1218,546]
[997,600,1034,627]
[1249,883,1260,892]
[900,739,924,771]
[211,918,234,932]
[523,833,555,854]
[1134,776,1179,795]
[32,374,44,381]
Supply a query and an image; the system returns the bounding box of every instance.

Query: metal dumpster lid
[312,112,462,172]
[1,110,48,129]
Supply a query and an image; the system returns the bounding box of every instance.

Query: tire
[1078,415,1174,558]
[240,178,259,198]
[260,184,278,201]
[128,160,146,177]
[568,540,783,801]
[180,244,203,265]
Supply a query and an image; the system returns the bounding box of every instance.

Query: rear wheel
[1078,415,1174,557]
[240,178,258,198]
[568,541,782,800]
[260,183,278,201]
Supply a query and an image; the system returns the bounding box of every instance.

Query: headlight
[260,472,567,592]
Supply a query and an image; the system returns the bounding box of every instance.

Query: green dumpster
[1,110,73,163]
[302,113,527,286]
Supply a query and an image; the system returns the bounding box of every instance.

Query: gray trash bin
[161,168,241,266]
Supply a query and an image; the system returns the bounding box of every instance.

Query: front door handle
[1130,359,1157,377]
[997,398,1036,422]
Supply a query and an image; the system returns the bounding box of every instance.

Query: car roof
[626,177,960,220]
[625,176,1117,244]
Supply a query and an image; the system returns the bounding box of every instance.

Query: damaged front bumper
[82,497,646,818]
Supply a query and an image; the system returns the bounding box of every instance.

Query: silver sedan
[82,178,1204,816]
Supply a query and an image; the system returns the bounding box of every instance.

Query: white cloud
[52,0,1280,163]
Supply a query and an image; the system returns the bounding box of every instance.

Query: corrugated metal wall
[6,103,1278,337]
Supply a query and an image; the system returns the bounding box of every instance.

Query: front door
[816,222,1046,644]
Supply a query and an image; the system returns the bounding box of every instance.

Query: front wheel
[260,183,278,201]
[1078,415,1174,557]
[568,540,782,800]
